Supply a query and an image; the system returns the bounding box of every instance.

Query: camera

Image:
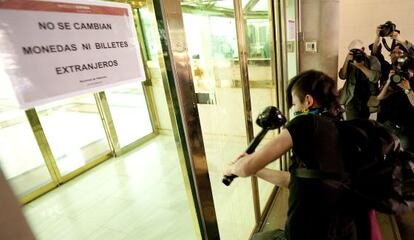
[378,21,396,37]
[350,49,365,63]
[390,57,410,85]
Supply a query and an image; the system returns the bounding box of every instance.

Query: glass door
[244,0,279,214]
[103,8,156,151]
[176,0,295,239]
[0,67,56,199]
[35,95,112,177]
[0,0,158,203]
[104,83,153,148]
[180,2,255,239]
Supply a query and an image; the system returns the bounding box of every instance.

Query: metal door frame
[152,1,220,239]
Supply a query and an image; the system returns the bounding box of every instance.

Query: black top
[284,114,369,240]
[371,47,393,86]
[378,89,414,128]
[352,64,372,102]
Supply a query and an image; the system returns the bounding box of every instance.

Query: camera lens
[350,49,365,63]
[391,74,402,84]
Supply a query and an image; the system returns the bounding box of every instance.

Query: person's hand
[223,152,247,176]
[397,79,411,90]
[390,31,402,42]
[351,60,365,69]
[388,70,396,79]
[345,51,353,62]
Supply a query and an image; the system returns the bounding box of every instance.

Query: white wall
[299,0,340,80]
[339,0,414,86]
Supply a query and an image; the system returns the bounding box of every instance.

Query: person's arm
[353,56,381,82]
[255,168,290,188]
[391,31,414,53]
[372,26,381,55]
[377,70,395,100]
[404,89,414,107]
[224,129,293,177]
[377,79,391,100]
[398,79,414,107]
[352,63,375,80]
[339,52,353,80]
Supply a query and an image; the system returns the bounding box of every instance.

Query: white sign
[0,0,145,109]
[288,20,296,41]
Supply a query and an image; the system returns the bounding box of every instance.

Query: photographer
[339,40,381,120]
[377,57,414,153]
[373,21,414,58]
[372,21,414,88]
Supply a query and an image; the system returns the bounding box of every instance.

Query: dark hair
[391,42,409,54]
[286,70,343,120]
[405,56,414,69]
[369,43,381,52]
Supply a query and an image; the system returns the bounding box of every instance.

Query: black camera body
[390,69,410,84]
[350,49,365,63]
[390,57,410,86]
[379,21,396,37]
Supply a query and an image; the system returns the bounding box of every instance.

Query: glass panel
[247,19,269,58]
[251,0,268,12]
[0,67,52,197]
[36,95,110,175]
[138,7,171,131]
[182,4,255,240]
[285,0,298,79]
[139,8,158,60]
[245,2,278,212]
[105,82,153,147]
[183,13,237,94]
[215,0,250,9]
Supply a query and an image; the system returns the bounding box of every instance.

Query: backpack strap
[292,168,349,181]
[293,167,409,209]
[292,168,350,191]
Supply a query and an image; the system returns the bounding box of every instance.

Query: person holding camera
[373,21,414,58]
[224,70,375,240]
[376,58,414,153]
[339,40,381,120]
[371,21,414,88]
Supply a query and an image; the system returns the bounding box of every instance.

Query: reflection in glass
[244,0,278,214]
[181,2,275,239]
[138,8,158,61]
[286,0,298,79]
[0,109,51,196]
[247,19,269,58]
[36,95,110,175]
[214,0,250,9]
[251,0,269,12]
[0,66,52,196]
[105,82,153,147]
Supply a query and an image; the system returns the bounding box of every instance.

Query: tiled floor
[22,134,276,240]
[23,135,197,240]
[1,90,152,198]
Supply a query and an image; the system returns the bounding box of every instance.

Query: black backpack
[293,119,414,214]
